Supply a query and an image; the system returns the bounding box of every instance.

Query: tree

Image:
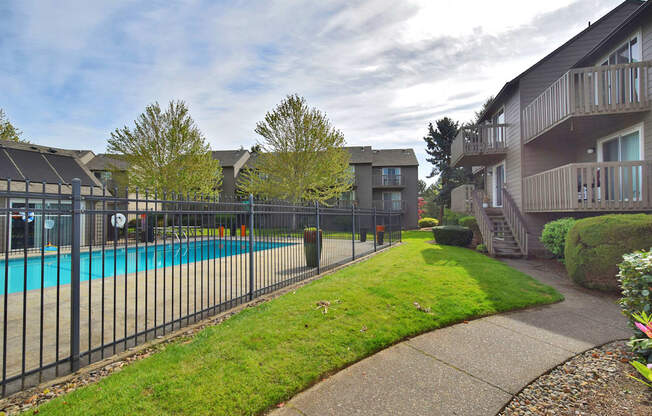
[472,96,494,125]
[239,94,353,204]
[107,100,222,196]
[0,109,28,143]
[423,117,472,215]
[417,179,427,197]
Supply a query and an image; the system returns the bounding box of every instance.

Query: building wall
[354,163,373,210]
[221,166,236,196]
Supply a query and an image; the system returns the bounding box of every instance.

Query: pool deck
[0,236,384,394]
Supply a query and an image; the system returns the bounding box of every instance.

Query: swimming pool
[0,239,292,295]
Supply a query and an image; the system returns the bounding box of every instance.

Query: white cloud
[0,0,625,184]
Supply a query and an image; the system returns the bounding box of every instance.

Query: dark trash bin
[360,228,367,242]
[377,231,384,245]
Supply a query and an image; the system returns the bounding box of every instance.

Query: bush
[432,225,473,247]
[442,208,465,225]
[618,250,652,360]
[565,214,652,291]
[459,216,478,232]
[476,243,487,253]
[540,217,576,259]
[418,217,439,228]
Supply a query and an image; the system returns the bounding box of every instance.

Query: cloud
[0,0,624,183]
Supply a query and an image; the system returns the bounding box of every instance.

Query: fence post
[315,201,321,274]
[388,213,392,246]
[70,178,81,373]
[351,204,355,260]
[248,194,255,300]
[373,207,377,252]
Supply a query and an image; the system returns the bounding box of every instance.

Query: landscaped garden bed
[499,341,652,416]
[20,231,561,415]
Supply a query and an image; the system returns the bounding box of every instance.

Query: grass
[32,230,562,415]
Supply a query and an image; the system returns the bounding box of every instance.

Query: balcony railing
[372,200,405,211]
[335,199,356,208]
[523,161,652,212]
[450,124,508,167]
[372,174,405,187]
[523,61,652,142]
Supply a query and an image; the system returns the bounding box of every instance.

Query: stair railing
[471,190,495,256]
[501,187,528,256]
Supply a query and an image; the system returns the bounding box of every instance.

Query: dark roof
[211,149,249,167]
[345,146,373,164]
[575,0,652,67]
[479,0,644,121]
[0,139,101,186]
[371,149,418,167]
[86,154,130,171]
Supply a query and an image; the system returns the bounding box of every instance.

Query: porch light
[587,147,595,154]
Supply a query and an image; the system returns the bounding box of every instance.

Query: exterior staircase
[484,208,523,257]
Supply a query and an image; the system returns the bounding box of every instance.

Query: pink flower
[635,321,652,338]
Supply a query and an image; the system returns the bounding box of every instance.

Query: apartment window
[599,32,641,104]
[381,167,401,185]
[490,108,505,145]
[382,191,401,210]
[597,125,644,202]
[94,170,112,185]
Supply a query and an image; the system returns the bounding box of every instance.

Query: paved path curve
[270,259,631,416]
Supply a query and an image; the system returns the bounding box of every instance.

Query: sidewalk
[270,258,631,416]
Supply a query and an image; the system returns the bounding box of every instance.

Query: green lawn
[32,230,562,415]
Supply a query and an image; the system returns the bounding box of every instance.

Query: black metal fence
[0,178,402,396]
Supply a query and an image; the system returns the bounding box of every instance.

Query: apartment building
[212,146,419,229]
[450,0,652,257]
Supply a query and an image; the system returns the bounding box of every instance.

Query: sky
[0,0,628,184]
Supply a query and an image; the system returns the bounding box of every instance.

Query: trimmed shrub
[618,249,652,360]
[476,243,487,253]
[540,217,576,259]
[565,214,652,291]
[442,208,465,225]
[418,217,439,228]
[459,216,478,232]
[432,225,473,247]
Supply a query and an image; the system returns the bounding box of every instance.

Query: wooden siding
[451,184,474,214]
[504,89,522,210]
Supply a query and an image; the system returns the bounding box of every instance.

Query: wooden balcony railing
[451,124,507,167]
[372,200,405,212]
[523,161,652,212]
[372,174,405,187]
[523,61,652,142]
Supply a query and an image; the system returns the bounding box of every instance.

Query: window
[597,125,644,202]
[94,170,112,185]
[382,191,402,210]
[381,167,401,185]
[599,32,641,104]
[490,108,505,146]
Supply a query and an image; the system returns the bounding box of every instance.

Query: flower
[634,321,652,338]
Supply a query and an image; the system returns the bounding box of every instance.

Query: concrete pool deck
[0,236,386,394]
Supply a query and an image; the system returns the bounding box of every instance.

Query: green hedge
[418,217,439,228]
[432,225,473,247]
[540,218,576,259]
[565,214,652,291]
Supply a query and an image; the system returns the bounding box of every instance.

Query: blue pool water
[0,239,291,295]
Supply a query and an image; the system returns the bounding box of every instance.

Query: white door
[493,164,505,207]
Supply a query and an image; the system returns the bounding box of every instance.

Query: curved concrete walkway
[270,259,631,416]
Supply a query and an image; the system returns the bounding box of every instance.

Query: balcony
[372,174,405,188]
[334,199,357,208]
[450,124,507,168]
[522,61,652,143]
[372,200,406,212]
[523,161,652,212]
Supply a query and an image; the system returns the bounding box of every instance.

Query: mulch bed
[500,340,652,415]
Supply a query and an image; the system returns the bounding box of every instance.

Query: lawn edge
[1,242,402,412]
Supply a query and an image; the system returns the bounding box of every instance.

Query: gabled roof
[0,139,102,187]
[345,146,373,164]
[211,149,250,167]
[86,153,130,171]
[371,148,418,167]
[479,0,644,121]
